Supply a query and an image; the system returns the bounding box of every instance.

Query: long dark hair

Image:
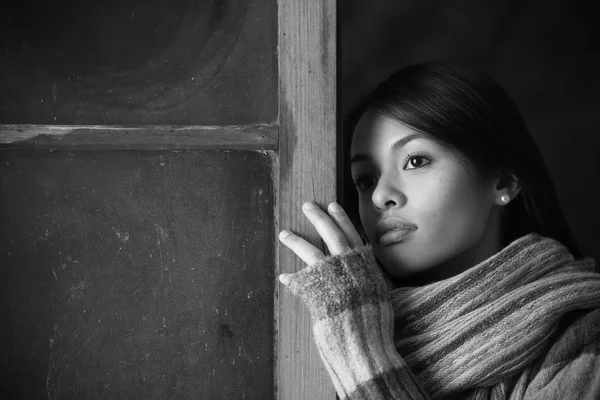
[344,61,582,257]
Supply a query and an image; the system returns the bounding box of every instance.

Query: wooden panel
[0,124,277,150]
[1,0,277,125]
[277,0,338,398]
[0,150,274,399]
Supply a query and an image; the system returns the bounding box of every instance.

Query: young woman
[278,62,600,399]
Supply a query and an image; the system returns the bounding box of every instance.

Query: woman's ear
[493,173,521,206]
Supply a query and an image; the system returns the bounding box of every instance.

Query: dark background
[340,0,600,267]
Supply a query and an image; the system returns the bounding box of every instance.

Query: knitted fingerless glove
[284,246,429,400]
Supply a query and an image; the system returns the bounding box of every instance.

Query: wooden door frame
[0,0,338,398]
[276,0,337,398]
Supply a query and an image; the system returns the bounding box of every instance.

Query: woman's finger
[327,202,364,248]
[302,202,351,255]
[279,230,326,265]
[279,273,292,286]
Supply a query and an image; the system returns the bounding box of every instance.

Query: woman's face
[350,111,503,282]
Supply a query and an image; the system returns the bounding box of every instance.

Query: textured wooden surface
[1,0,340,397]
[277,0,338,398]
[1,0,277,125]
[0,124,277,150]
[0,150,275,399]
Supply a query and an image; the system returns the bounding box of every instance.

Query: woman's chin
[375,249,437,284]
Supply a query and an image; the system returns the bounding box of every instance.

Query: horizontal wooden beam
[0,124,278,150]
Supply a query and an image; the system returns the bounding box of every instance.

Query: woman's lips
[375,218,418,246]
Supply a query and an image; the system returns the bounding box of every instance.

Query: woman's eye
[353,175,377,191]
[404,154,431,170]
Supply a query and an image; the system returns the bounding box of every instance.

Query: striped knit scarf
[390,233,599,398]
[284,233,600,399]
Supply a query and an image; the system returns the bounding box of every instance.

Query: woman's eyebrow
[351,133,423,165]
[390,133,423,152]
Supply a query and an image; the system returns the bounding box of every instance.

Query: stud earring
[500,195,510,204]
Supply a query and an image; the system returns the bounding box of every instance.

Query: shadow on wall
[340,0,600,268]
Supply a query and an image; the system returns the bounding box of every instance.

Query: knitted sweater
[284,233,600,399]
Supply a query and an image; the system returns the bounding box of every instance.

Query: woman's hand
[278,201,363,285]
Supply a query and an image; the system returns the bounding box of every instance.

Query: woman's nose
[371,177,406,211]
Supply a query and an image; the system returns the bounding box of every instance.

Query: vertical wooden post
[277,0,337,399]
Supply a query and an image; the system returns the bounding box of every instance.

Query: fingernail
[328,202,342,213]
[279,230,291,240]
[302,202,316,210]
